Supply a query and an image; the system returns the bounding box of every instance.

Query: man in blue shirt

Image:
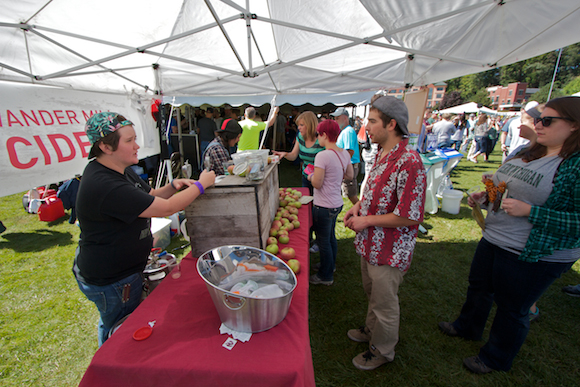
[331,107,361,205]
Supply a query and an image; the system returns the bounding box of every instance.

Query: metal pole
[547,48,563,102]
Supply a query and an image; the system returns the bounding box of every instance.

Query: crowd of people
[73,94,580,377]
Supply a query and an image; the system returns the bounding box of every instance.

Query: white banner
[0,82,160,197]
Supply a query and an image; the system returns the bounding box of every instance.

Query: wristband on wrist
[194,181,204,195]
[170,180,177,190]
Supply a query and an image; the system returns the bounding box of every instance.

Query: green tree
[524,60,556,88]
[471,89,492,107]
[439,90,464,109]
[530,83,565,103]
[563,76,580,95]
[500,62,525,85]
[558,43,580,84]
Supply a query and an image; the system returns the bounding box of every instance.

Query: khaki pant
[361,256,405,361]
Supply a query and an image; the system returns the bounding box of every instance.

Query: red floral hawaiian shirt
[354,139,426,271]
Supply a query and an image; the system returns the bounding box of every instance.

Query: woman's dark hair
[515,98,580,162]
[89,129,122,158]
[217,129,240,143]
[546,96,580,159]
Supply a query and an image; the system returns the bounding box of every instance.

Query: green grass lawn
[1,149,579,386]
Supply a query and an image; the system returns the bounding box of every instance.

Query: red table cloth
[79,187,314,387]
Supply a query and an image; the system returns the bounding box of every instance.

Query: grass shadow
[0,229,75,252]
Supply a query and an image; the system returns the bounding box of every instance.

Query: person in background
[500,102,538,161]
[238,106,279,151]
[464,113,478,155]
[202,119,243,175]
[273,111,325,252]
[213,107,224,132]
[74,112,215,347]
[344,95,426,371]
[439,97,580,374]
[307,119,353,286]
[331,107,361,205]
[454,114,469,151]
[273,111,324,195]
[468,113,488,163]
[432,113,456,148]
[562,284,580,297]
[197,107,217,157]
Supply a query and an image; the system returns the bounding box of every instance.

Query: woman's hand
[198,169,216,189]
[273,151,287,159]
[467,191,487,208]
[501,198,532,217]
[171,178,196,191]
[481,174,493,183]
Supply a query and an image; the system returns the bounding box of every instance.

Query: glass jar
[246,156,264,181]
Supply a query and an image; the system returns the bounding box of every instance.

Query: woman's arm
[273,138,300,161]
[140,170,216,218]
[149,179,195,199]
[526,162,580,237]
[308,166,325,189]
[344,162,354,181]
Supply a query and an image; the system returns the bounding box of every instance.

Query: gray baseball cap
[371,96,409,136]
[524,101,541,119]
[330,107,349,118]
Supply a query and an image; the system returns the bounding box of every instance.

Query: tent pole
[547,48,563,101]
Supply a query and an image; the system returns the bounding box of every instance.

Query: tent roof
[2,0,580,105]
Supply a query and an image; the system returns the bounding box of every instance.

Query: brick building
[486,82,528,111]
[385,82,447,108]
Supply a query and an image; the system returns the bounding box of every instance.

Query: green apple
[266,244,279,255]
[287,259,300,273]
[278,235,290,244]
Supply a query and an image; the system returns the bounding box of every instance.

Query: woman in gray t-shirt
[439,98,580,374]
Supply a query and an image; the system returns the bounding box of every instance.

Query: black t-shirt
[197,117,217,142]
[76,161,155,285]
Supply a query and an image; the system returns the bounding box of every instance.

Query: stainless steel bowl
[197,245,297,333]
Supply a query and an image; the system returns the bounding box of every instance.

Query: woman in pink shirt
[307,120,353,285]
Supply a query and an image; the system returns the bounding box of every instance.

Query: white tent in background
[438,102,482,114]
[1,0,580,196]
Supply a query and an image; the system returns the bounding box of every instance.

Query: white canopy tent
[438,102,502,115]
[1,0,580,196]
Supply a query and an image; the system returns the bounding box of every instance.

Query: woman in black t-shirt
[74,112,215,346]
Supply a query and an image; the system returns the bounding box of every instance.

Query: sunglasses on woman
[534,116,573,127]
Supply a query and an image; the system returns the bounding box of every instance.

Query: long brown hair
[296,111,318,141]
[546,96,580,159]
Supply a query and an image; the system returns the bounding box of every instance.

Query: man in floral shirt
[344,95,426,371]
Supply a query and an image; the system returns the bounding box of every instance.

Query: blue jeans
[452,238,572,371]
[312,204,342,281]
[75,272,144,346]
[301,175,314,196]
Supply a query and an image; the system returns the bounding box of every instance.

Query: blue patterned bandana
[85,112,134,145]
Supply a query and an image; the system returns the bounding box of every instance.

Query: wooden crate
[184,162,279,257]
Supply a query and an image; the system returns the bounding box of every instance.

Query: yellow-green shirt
[238,119,266,151]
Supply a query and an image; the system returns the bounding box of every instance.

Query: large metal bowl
[197,245,297,333]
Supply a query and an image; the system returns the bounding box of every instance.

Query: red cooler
[38,197,65,222]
